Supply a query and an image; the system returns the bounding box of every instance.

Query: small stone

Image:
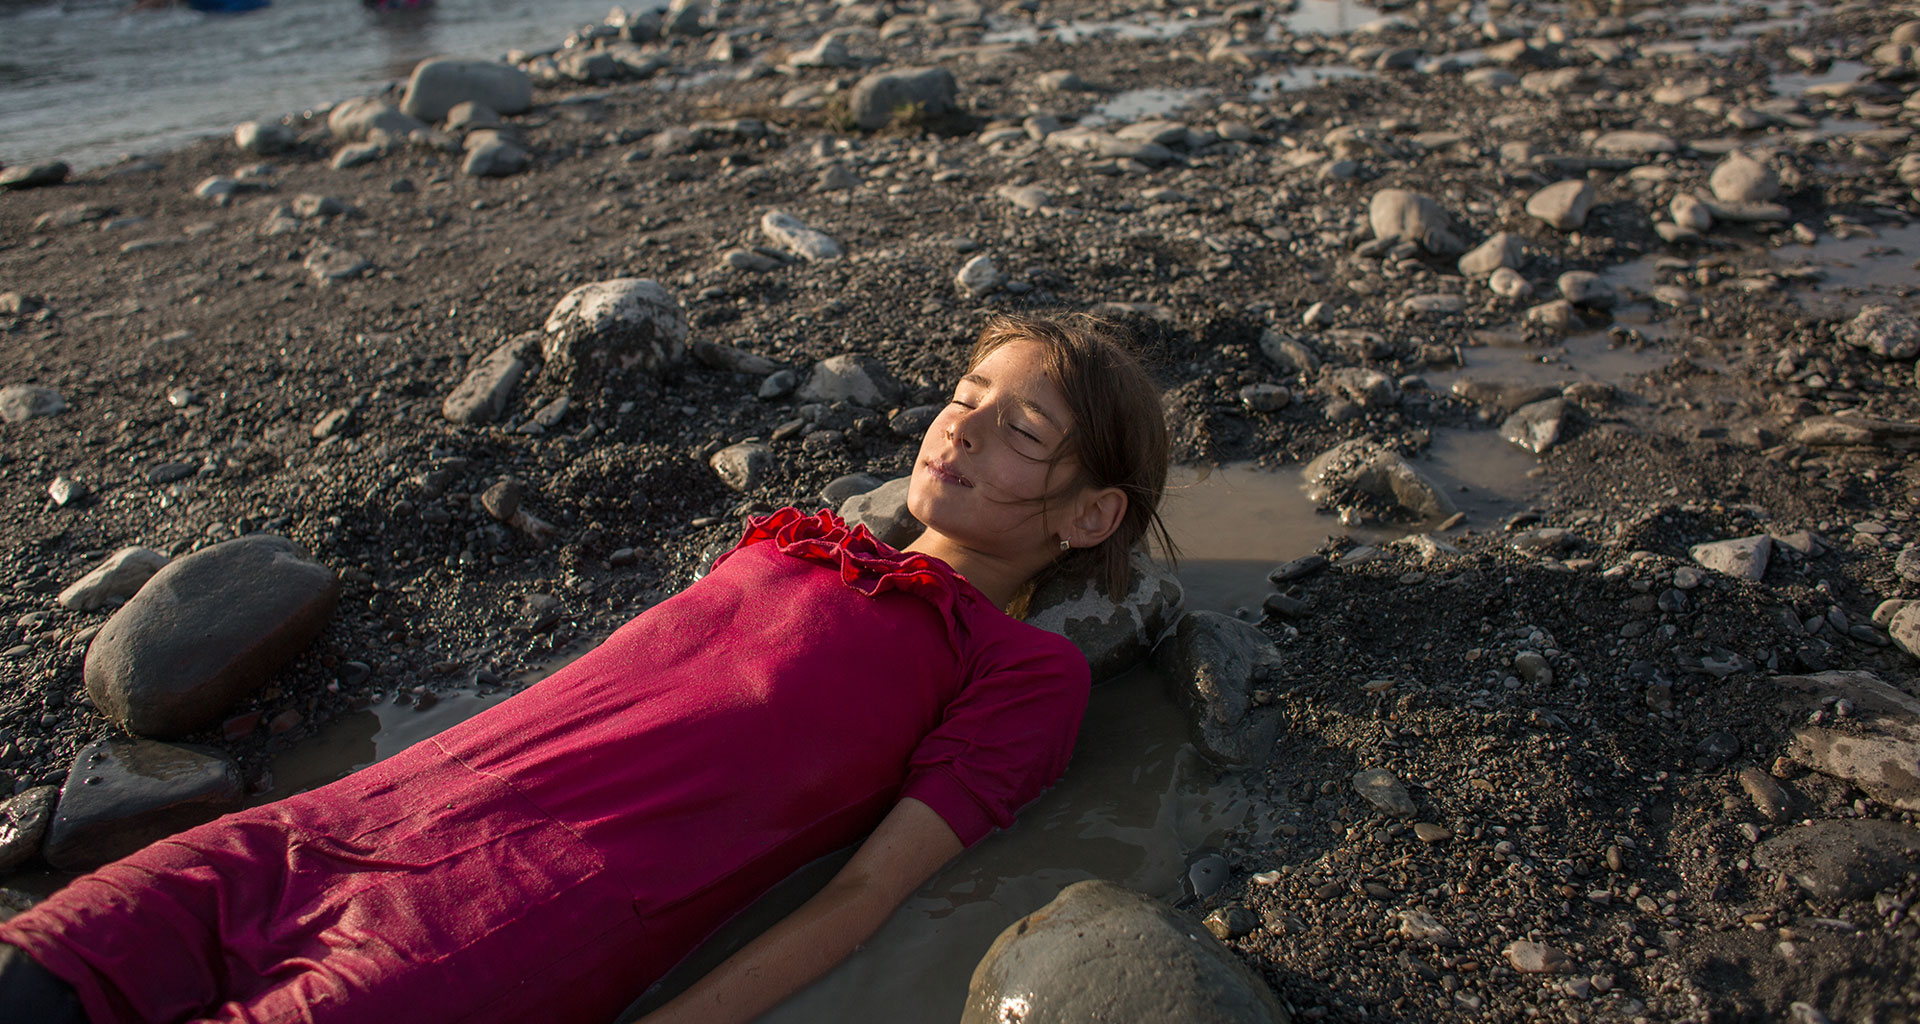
[1239,384,1290,413]
[1413,822,1452,843]
[956,254,1004,295]
[1690,535,1772,581]
[710,442,773,493]
[1202,905,1257,941]
[234,121,296,155]
[479,479,525,522]
[760,210,843,261]
[1839,306,1920,361]
[1526,179,1597,231]
[1672,194,1713,232]
[1506,940,1571,973]
[1738,765,1792,822]
[0,162,72,190]
[1710,150,1780,204]
[1557,271,1616,308]
[0,786,57,873]
[48,476,87,507]
[1489,266,1531,298]
[1352,768,1416,817]
[1369,188,1466,256]
[58,548,170,612]
[847,66,959,131]
[1399,909,1457,945]
[1457,232,1521,277]
[1500,398,1570,455]
[303,247,370,284]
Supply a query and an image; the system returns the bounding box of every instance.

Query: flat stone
[84,535,340,738]
[1672,193,1713,232]
[1151,611,1284,766]
[1592,130,1678,156]
[1352,768,1416,816]
[821,473,884,506]
[1791,415,1920,450]
[1737,765,1793,821]
[401,59,533,122]
[1413,822,1453,843]
[1398,909,1456,945]
[1690,534,1771,581]
[43,740,243,871]
[996,184,1051,210]
[1753,819,1920,900]
[0,787,56,874]
[1778,670,1920,811]
[1500,398,1570,454]
[961,880,1290,1024]
[848,66,959,131]
[1506,941,1572,973]
[1557,270,1616,307]
[797,354,901,406]
[1526,179,1597,230]
[0,384,67,422]
[761,210,844,261]
[57,547,170,612]
[542,278,689,380]
[462,134,530,177]
[443,334,533,425]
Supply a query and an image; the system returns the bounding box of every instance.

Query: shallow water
[0,0,632,169]
[1083,85,1210,125]
[1248,62,1373,98]
[1774,221,1920,317]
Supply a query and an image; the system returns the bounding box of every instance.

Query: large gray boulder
[962,880,1290,1024]
[848,66,959,130]
[1026,550,1185,683]
[43,740,243,871]
[1303,439,1455,522]
[84,535,340,738]
[0,384,67,422]
[401,59,533,123]
[1151,611,1284,766]
[1777,670,1920,812]
[542,279,689,380]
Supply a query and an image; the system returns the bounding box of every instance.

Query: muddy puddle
[1770,221,1920,317]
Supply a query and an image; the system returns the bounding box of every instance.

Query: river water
[0,0,621,171]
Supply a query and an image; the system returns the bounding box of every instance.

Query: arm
[636,797,964,1024]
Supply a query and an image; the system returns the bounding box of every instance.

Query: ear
[1065,486,1128,548]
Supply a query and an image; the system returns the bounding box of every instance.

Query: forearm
[637,875,891,1024]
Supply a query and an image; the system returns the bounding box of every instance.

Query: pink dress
[0,509,1091,1024]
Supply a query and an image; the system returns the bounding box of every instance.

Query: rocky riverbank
[3,0,1919,1019]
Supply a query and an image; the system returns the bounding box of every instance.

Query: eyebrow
[960,372,1065,430]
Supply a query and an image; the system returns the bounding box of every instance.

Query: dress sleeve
[899,631,1092,848]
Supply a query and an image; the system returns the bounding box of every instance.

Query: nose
[944,416,974,450]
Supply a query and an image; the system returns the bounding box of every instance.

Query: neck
[904,530,1051,613]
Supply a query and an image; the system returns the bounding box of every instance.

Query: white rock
[58,548,171,612]
[760,210,844,261]
[1526,179,1597,230]
[1690,534,1772,581]
[956,254,1004,295]
[1489,266,1532,298]
[1839,305,1920,361]
[1671,193,1713,232]
[542,279,688,378]
[1709,150,1779,204]
[1458,231,1521,277]
[1369,188,1466,256]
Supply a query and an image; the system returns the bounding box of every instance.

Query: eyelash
[949,399,1041,444]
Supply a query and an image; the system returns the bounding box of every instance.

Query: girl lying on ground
[0,311,1173,1024]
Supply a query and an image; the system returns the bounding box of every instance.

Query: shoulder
[963,610,1091,693]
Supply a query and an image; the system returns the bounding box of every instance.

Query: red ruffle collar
[715,508,982,649]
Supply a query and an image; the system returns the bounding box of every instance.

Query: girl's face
[908,340,1082,560]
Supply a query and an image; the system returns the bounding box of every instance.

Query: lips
[923,457,973,487]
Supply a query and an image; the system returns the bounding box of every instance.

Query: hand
[637,798,962,1024]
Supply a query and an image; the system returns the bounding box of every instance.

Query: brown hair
[967,312,1175,605]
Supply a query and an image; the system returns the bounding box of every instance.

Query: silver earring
[1059,538,1071,552]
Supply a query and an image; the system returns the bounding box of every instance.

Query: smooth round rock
[1526,179,1597,230]
[542,278,689,380]
[401,58,533,122]
[1368,188,1466,256]
[848,66,959,131]
[0,787,57,874]
[1152,611,1284,766]
[710,442,774,493]
[961,880,1290,1024]
[84,535,340,738]
[1028,550,1185,684]
[57,547,170,612]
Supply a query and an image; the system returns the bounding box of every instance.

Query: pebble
[57,547,170,612]
[303,246,371,284]
[955,254,1004,295]
[1368,188,1466,256]
[710,441,773,493]
[0,384,68,422]
[1738,765,1792,821]
[1526,179,1597,230]
[1709,150,1780,204]
[1505,940,1571,973]
[1413,822,1452,843]
[1690,534,1772,581]
[760,210,844,261]
[1352,768,1416,817]
[48,475,87,507]
[0,161,72,190]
